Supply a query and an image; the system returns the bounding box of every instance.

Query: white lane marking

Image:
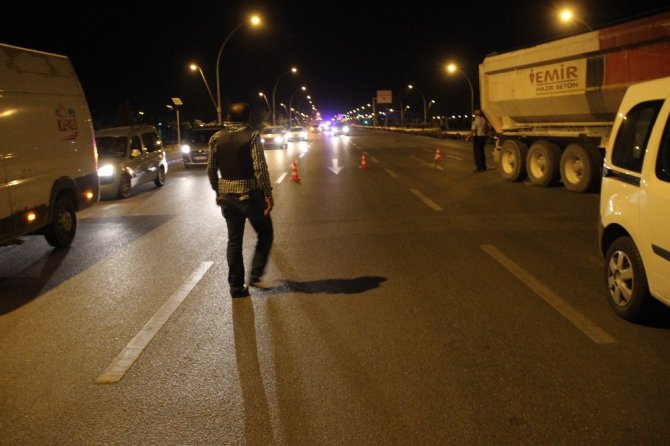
[481,245,616,345]
[299,152,306,158]
[96,261,214,384]
[384,168,399,179]
[275,172,288,184]
[409,188,443,211]
[410,155,444,170]
[447,154,463,161]
[327,158,343,175]
[369,156,380,163]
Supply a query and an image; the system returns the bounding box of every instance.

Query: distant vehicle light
[342,125,350,133]
[98,164,114,177]
[181,144,191,154]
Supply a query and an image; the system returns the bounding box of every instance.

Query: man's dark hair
[227,103,251,123]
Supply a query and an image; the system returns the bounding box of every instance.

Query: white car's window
[657,115,670,182]
[612,100,663,173]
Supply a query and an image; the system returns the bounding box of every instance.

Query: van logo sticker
[55,104,79,141]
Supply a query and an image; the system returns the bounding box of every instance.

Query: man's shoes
[473,168,487,173]
[249,277,271,289]
[230,285,250,298]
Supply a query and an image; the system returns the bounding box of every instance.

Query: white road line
[275,172,288,184]
[96,261,214,384]
[410,155,444,170]
[369,156,380,163]
[384,168,399,179]
[481,245,616,345]
[446,154,463,161]
[410,188,443,211]
[299,152,306,158]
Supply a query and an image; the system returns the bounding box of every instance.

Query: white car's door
[643,107,670,301]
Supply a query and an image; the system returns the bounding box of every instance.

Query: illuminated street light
[258,92,271,113]
[190,63,217,115]
[408,84,427,127]
[289,85,307,126]
[215,14,262,124]
[272,67,298,125]
[558,8,592,31]
[446,63,474,122]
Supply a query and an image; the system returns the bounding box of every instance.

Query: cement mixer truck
[479,11,670,192]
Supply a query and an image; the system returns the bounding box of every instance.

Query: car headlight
[260,137,266,143]
[343,126,350,133]
[181,144,191,154]
[98,164,115,177]
[301,132,307,138]
[274,136,283,144]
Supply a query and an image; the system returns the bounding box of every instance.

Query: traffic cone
[290,160,301,182]
[435,146,442,163]
[360,152,369,170]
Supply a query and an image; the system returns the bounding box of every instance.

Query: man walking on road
[208,103,274,298]
[467,109,489,173]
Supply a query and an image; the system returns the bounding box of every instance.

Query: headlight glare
[181,144,191,154]
[98,164,114,177]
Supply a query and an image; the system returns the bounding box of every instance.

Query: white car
[599,76,670,321]
[286,126,307,142]
[260,126,287,149]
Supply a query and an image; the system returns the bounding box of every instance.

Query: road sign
[377,90,392,104]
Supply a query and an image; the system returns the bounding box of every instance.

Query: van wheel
[561,142,601,193]
[44,195,77,248]
[499,139,528,181]
[117,174,132,198]
[154,166,166,187]
[605,236,652,322]
[527,140,561,187]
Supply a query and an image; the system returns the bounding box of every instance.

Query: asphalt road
[2,127,670,445]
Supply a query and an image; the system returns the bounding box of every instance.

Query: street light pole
[288,86,306,126]
[272,67,298,125]
[446,63,474,123]
[190,64,217,116]
[215,15,261,125]
[408,84,427,128]
[258,92,271,112]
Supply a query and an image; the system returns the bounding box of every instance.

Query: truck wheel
[154,166,166,187]
[499,139,528,181]
[44,195,77,248]
[560,142,602,193]
[117,174,132,198]
[526,140,561,187]
[605,236,652,322]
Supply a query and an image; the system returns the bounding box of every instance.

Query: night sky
[4,0,669,127]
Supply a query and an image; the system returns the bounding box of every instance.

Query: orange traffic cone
[290,160,301,182]
[360,152,369,170]
[435,146,442,163]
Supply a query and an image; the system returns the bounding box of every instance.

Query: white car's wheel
[605,236,652,322]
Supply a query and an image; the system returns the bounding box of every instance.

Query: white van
[600,76,670,321]
[0,43,99,248]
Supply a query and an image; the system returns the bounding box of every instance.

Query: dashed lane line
[481,245,616,345]
[410,188,443,211]
[384,168,399,179]
[95,261,214,384]
[275,172,288,184]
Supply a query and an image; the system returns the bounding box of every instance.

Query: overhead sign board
[376,90,392,104]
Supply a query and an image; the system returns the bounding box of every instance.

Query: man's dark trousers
[221,190,273,288]
[473,135,487,171]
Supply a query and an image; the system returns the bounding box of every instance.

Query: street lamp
[558,8,593,32]
[258,92,271,112]
[215,14,262,125]
[289,85,307,126]
[408,84,427,127]
[189,63,217,115]
[272,67,298,125]
[446,63,474,123]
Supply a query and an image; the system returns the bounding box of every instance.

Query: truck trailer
[479,11,670,192]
